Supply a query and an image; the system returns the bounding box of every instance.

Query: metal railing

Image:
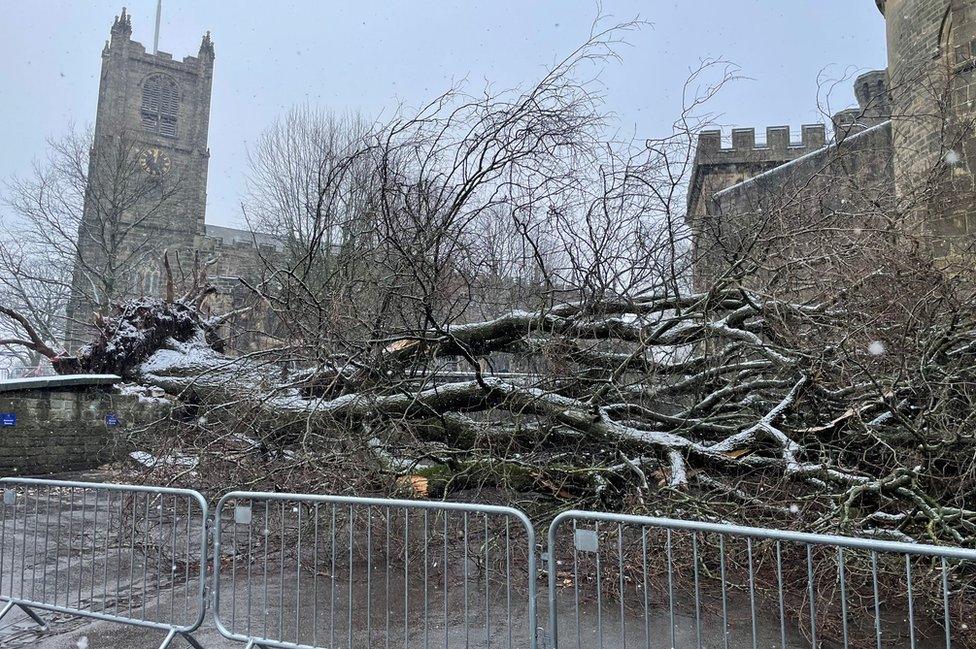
[0,478,209,649]
[213,491,538,649]
[4,480,976,649]
[546,511,976,649]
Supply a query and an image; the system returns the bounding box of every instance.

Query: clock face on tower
[139,147,172,176]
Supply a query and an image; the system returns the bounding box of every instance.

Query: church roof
[205,224,283,251]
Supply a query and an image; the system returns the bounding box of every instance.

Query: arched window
[939,8,954,61]
[137,268,160,296]
[141,75,179,137]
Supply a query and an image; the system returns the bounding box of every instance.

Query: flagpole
[153,0,162,53]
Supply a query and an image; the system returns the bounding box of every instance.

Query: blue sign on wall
[1,413,15,427]
[105,413,120,427]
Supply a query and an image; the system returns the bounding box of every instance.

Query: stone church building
[687,0,976,288]
[65,9,276,348]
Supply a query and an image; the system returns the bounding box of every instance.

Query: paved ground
[7,577,790,649]
[3,566,800,649]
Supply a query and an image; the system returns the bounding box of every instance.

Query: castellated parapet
[687,62,898,243]
[685,0,976,290]
[696,125,827,159]
[686,125,828,222]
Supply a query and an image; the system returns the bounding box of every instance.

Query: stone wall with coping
[0,375,171,477]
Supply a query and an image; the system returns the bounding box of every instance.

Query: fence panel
[213,491,538,649]
[547,511,976,649]
[0,477,208,647]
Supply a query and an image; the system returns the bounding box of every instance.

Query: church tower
[65,7,215,346]
[93,7,214,236]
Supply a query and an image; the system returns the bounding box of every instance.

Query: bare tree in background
[241,106,391,355]
[0,239,70,374]
[1,128,183,354]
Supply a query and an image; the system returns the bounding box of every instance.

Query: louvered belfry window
[141,75,179,137]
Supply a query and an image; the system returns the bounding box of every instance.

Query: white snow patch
[945,150,962,165]
[230,433,261,448]
[367,437,430,471]
[117,383,171,405]
[868,340,886,356]
[129,451,199,469]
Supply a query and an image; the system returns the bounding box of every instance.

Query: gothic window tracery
[141,75,179,137]
[137,268,160,296]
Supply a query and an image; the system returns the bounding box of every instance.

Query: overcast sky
[0,1,886,228]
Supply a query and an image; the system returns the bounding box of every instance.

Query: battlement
[695,124,827,164]
[106,37,211,71]
[105,8,213,71]
[688,123,830,220]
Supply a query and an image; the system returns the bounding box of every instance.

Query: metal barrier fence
[213,491,538,649]
[546,511,976,649]
[4,480,976,649]
[0,478,209,649]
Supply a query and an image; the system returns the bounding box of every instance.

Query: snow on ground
[128,450,199,469]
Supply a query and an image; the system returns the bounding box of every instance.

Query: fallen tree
[3,23,975,548]
[5,256,976,552]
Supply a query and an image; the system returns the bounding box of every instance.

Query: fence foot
[0,601,49,632]
[180,632,205,649]
[157,628,212,649]
[0,602,12,623]
[18,604,49,631]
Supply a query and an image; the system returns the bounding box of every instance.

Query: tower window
[141,75,179,137]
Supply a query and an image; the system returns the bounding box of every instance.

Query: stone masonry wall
[686,124,829,224]
[0,378,170,477]
[883,0,976,254]
[697,121,895,295]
